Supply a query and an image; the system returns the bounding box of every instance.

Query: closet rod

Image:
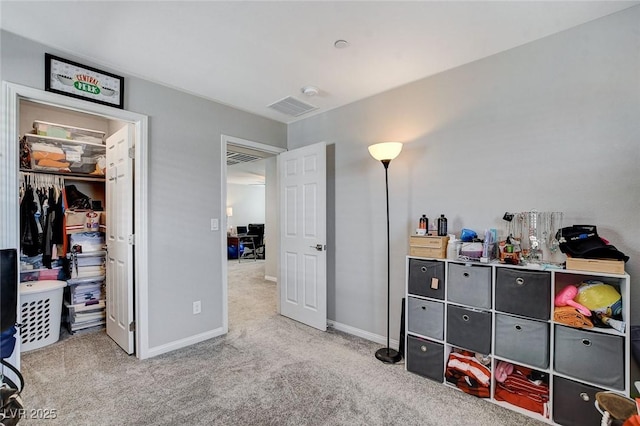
[19,169,105,183]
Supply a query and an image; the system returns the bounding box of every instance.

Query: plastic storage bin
[19,280,66,352]
[33,120,105,143]
[22,134,106,175]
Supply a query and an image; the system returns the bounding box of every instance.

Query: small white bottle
[447,234,458,259]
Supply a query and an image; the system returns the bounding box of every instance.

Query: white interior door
[106,125,135,353]
[278,142,327,331]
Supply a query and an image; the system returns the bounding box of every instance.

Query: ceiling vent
[267,96,317,117]
[227,151,262,166]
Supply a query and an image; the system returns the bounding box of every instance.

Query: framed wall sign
[45,53,124,109]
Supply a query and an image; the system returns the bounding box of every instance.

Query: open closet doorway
[221,135,285,332]
[1,82,150,367]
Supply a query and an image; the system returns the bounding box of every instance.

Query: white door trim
[1,81,151,360]
[224,135,287,156]
[220,134,286,330]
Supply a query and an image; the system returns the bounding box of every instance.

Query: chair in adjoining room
[248,224,265,259]
[238,234,256,262]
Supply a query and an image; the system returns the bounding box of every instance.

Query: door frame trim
[220,134,286,332]
[1,81,151,360]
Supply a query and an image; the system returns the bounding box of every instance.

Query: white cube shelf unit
[405,256,631,426]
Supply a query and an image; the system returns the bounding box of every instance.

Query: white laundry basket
[19,280,66,352]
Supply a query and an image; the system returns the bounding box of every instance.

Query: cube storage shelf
[405,256,631,426]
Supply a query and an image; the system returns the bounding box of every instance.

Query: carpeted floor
[19,261,545,425]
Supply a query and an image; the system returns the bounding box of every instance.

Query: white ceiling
[227,158,268,186]
[1,1,637,124]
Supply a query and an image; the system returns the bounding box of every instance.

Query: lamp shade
[368,142,403,162]
[226,207,233,217]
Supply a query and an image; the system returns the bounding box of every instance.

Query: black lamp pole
[375,159,402,364]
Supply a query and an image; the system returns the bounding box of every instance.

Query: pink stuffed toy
[555,285,592,316]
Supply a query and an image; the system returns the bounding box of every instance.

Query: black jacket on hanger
[20,186,40,257]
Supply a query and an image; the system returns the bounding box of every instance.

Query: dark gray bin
[446,305,491,354]
[495,313,549,368]
[447,263,492,309]
[553,376,605,426]
[495,268,551,320]
[554,325,624,390]
[406,335,444,382]
[408,259,445,300]
[407,297,444,340]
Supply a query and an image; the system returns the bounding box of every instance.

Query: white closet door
[105,125,134,354]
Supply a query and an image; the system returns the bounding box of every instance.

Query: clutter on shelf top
[409,210,628,274]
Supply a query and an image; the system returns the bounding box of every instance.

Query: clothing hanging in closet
[19,173,67,266]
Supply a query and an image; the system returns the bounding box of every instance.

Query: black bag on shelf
[65,184,91,210]
[557,225,629,262]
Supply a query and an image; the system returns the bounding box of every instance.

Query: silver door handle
[310,244,325,251]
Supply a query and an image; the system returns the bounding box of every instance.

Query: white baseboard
[145,327,225,358]
[327,320,399,351]
[264,275,277,282]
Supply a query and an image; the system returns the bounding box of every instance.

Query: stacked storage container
[65,233,106,332]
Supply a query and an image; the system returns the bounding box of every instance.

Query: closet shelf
[20,169,105,182]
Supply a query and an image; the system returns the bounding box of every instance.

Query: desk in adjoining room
[227,235,258,259]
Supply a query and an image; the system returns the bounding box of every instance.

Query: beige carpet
[18,261,544,425]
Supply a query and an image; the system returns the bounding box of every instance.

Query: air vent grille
[267,96,317,117]
[227,151,262,166]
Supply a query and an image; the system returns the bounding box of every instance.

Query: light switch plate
[211,218,218,231]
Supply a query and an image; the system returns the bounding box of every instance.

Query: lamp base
[375,347,402,364]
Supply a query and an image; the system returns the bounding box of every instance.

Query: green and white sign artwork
[45,53,124,109]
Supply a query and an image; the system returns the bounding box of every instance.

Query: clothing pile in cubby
[445,349,491,398]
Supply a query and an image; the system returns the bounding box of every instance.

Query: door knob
[310,244,325,251]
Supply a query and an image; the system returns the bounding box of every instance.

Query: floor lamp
[368,141,403,364]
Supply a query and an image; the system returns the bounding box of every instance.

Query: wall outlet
[193,300,201,315]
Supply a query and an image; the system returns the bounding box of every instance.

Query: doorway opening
[220,135,285,333]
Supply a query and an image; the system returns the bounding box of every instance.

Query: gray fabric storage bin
[408,259,445,300]
[495,268,551,320]
[407,297,444,340]
[553,376,605,426]
[406,335,444,382]
[494,314,549,368]
[447,263,492,309]
[554,325,624,390]
[446,305,491,354]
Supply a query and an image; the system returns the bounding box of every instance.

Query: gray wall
[288,7,640,344]
[227,183,266,230]
[1,30,287,350]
